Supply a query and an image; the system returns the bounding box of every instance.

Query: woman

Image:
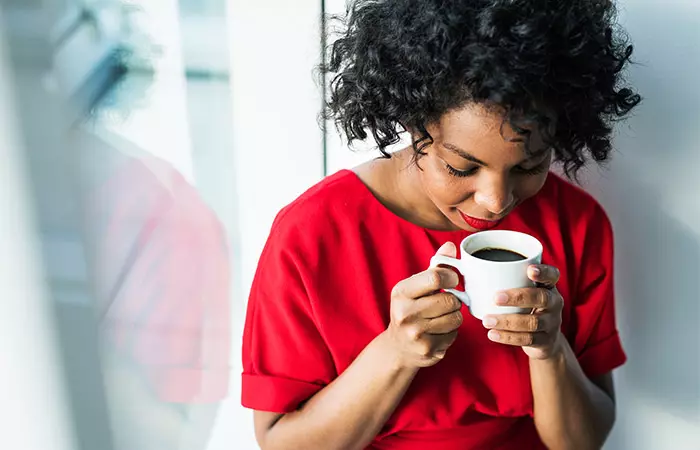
[242,0,640,449]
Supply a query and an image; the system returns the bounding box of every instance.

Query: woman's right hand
[386,242,464,368]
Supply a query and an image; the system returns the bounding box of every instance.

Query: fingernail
[482,317,497,328]
[488,330,501,341]
[494,292,508,305]
[531,267,541,276]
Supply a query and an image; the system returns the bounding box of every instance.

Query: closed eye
[445,163,479,178]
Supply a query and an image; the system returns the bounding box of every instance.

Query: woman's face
[417,104,552,232]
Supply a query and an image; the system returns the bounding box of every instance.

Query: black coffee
[471,247,526,262]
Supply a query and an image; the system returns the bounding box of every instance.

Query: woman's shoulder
[513,172,613,249]
[268,169,370,240]
[538,172,611,227]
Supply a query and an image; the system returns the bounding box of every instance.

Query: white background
[583,1,700,448]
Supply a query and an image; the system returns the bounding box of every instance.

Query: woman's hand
[386,242,464,369]
[481,264,564,360]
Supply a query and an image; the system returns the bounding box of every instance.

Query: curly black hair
[322,0,641,177]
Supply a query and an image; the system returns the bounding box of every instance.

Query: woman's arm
[255,330,417,450]
[530,336,616,450]
[482,264,618,450]
[254,244,464,450]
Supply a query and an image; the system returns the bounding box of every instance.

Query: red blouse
[242,170,625,449]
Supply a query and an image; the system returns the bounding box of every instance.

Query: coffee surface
[471,247,526,262]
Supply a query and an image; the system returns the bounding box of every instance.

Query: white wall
[587,1,700,448]
[206,2,325,450]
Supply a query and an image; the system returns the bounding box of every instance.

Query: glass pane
[1,0,324,449]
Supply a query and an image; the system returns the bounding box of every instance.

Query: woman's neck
[355,148,459,231]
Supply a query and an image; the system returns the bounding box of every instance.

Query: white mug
[429,230,543,320]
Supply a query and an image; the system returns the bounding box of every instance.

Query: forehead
[433,104,547,162]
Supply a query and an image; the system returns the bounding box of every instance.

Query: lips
[458,211,503,231]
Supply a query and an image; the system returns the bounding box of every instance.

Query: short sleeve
[571,206,627,378]
[241,211,337,413]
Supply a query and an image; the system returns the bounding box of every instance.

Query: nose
[473,177,514,216]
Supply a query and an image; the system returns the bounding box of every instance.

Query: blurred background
[0,1,697,449]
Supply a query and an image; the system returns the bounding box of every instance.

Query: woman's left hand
[481,264,564,360]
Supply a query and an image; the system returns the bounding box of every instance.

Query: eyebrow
[442,142,548,167]
[443,143,489,166]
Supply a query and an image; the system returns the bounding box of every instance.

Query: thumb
[435,241,457,258]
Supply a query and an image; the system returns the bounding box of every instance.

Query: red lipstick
[459,211,502,231]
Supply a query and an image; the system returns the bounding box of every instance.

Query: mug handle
[429,254,470,307]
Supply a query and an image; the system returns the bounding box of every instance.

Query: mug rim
[460,230,543,265]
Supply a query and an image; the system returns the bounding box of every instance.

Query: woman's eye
[446,163,479,178]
